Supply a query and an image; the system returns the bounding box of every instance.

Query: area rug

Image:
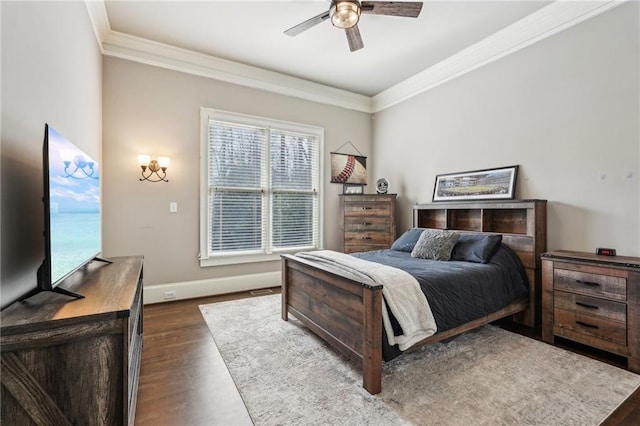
[199,294,640,426]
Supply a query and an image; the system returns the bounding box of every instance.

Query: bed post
[362,286,383,395]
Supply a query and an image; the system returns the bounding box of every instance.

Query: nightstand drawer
[554,308,626,346]
[344,216,390,231]
[553,290,626,322]
[343,202,390,217]
[554,268,626,301]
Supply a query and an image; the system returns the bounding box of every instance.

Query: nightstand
[541,250,639,373]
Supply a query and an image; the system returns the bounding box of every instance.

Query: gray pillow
[410,229,459,261]
[451,233,502,264]
[390,228,425,252]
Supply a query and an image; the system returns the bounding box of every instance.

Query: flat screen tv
[21,124,110,301]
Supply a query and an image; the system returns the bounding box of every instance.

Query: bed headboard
[412,199,547,326]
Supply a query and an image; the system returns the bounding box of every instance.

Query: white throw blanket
[296,250,437,351]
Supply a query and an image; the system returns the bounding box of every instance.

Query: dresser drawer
[554,308,626,346]
[344,216,390,231]
[553,290,626,322]
[343,202,390,217]
[554,268,626,301]
[344,231,390,246]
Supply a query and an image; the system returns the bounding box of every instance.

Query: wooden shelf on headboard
[413,199,547,326]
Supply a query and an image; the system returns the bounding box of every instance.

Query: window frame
[199,108,324,267]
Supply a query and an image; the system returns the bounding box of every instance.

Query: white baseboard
[144,271,281,305]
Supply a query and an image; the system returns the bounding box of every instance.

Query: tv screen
[30,124,106,300]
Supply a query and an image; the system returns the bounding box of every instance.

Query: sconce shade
[157,156,170,168]
[137,154,151,166]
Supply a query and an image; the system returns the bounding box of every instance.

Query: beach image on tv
[47,126,101,284]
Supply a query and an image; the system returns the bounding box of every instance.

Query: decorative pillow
[451,234,503,264]
[390,228,425,252]
[410,229,459,261]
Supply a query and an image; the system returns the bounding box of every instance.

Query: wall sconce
[138,154,170,182]
[60,149,98,180]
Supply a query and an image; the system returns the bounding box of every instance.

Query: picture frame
[330,152,367,184]
[432,165,518,202]
[343,183,364,195]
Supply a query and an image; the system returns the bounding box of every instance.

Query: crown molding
[101,31,373,113]
[86,0,625,114]
[84,0,110,53]
[372,0,626,112]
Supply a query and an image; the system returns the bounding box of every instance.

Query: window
[200,109,323,266]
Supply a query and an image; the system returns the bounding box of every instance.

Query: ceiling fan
[284,0,423,52]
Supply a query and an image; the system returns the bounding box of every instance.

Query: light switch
[170,202,178,213]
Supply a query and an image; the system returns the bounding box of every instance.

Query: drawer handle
[362,222,372,225]
[575,301,599,310]
[363,237,372,240]
[362,207,372,210]
[576,320,599,329]
[576,279,600,287]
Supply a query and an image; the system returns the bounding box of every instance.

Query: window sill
[199,248,316,267]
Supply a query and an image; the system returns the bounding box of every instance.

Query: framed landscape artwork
[432,165,518,202]
[330,153,367,184]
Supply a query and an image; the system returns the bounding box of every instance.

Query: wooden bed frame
[281,199,546,394]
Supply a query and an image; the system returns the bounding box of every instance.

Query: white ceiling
[103,1,553,97]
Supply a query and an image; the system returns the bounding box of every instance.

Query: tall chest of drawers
[541,251,639,373]
[339,194,397,253]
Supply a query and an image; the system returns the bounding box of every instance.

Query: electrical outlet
[163,290,176,300]
[169,202,178,213]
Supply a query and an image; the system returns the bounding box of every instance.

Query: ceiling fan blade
[284,10,331,37]
[345,25,364,52]
[361,1,423,18]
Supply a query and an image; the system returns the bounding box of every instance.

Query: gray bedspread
[353,244,528,360]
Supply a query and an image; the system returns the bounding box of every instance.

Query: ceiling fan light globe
[330,1,361,29]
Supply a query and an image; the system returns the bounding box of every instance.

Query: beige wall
[372,3,640,256]
[0,1,103,308]
[102,57,372,287]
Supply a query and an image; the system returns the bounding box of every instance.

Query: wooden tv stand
[1,256,144,425]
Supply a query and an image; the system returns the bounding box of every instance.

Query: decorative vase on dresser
[541,250,639,373]
[339,194,397,253]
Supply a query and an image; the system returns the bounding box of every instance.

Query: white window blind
[208,121,267,254]
[200,109,323,265]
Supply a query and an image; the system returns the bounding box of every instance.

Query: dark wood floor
[135,290,639,425]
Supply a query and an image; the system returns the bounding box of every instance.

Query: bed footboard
[281,253,530,395]
[281,254,384,394]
